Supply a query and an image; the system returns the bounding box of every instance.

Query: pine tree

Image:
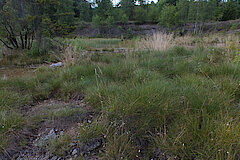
[120,0,135,20]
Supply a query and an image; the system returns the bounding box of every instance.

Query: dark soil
[74,19,240,38]
[0,96,97,160]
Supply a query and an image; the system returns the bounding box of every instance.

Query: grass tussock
[175,33,240,49]
[136,32,174,51]
[57,44,79,67]
[137,32,240,52]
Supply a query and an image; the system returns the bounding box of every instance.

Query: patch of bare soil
[0,95,102,160]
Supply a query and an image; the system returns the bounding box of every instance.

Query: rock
[86,139,102,151]
[77,138,103,157]
[51,156,58,160]
[50,62,63,68]
[35,128,57,147]
[72,149,78,156]
[46,129,57,140]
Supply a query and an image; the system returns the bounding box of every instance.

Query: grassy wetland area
[1,0,240,159]
[0,31,239,160]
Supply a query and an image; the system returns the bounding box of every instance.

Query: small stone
[70,142,76,147]
[72,149,78,156]
[46,129,57,140]
[51,156,58,160]
[86,138,102,151]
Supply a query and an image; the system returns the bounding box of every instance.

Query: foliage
[106,16,115,28]
[73,0,92,22]
[147,3,159,22]
[159,5,179,27]
[120,0,135,20]
[134,7,147,24]
[1,0,239,46]
[96,0,113,20]
[221,1,239,21]
[0,0,75,51]
[176,0,189,26]
[92,15,102,29]
[0,0,36,50]
[121,14,129,24]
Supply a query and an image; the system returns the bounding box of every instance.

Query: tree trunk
[194,22,198,35]
[0,38,14,49]
[25,29,28,49]
[12,37,19,48]
[20,31,25,49]
[9,37,17,48]
[28,31,34,50]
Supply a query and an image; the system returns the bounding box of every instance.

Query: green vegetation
[0,0,239,159]
[64,38,132,51]
[0,35,239,159]
[47,135,72,157]
[1,0,240,52]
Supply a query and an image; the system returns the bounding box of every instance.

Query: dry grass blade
[54,44,79,67]
[62,44,78,67]
[136,32,174,51]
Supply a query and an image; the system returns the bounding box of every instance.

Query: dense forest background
[0,0,240,50]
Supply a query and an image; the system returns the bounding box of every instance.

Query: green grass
[83,46,240,159]
[63,38,123,50]
[47,135,72,157]
[62,37,135,51]
[0,43,239,159]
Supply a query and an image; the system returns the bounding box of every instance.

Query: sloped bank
[74,19,240,38]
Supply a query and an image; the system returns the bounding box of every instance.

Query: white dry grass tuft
[55,44,79,67]
[136,32,240,51]
[136,32,174,51]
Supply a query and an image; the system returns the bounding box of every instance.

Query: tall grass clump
[53,44,79,67]
[137,32,174,51]
[61,44,78,67]
[0,89,27,153]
